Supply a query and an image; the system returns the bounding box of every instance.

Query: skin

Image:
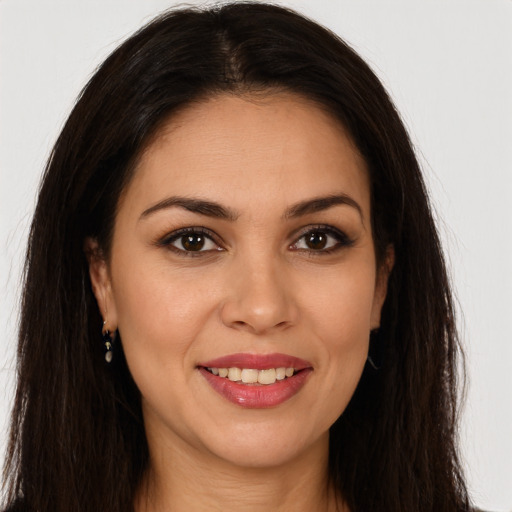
[88,92,393,512]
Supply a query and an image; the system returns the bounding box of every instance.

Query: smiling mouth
[199,365,312,408]
[204,366,298,385]
[198,353,313,408]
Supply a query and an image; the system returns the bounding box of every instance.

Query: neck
[134,430,346,512]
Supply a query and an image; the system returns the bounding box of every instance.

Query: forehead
[121,92,370,217]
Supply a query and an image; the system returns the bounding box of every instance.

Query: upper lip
[199,353,312,371]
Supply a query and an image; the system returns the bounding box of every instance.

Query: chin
[202,421,330,470]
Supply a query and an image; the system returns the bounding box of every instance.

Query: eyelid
[157,226,224,254]
[155,224,354,256]
[289,224,355,252]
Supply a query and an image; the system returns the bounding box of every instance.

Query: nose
[220,255,298,335]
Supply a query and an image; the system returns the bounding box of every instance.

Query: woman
[2,3,472,511]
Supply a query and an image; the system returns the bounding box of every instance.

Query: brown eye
[181,234,205,251]
[305,231,327,250]
[163,229,220,254]
[291,226,353,253]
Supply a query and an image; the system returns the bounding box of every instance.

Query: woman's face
[89,92,391,469]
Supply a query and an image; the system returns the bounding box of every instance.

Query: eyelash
[290,225,355,255]
[157,225,354,257]
[157,227,222,257]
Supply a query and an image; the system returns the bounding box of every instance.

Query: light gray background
[1,1,511,510]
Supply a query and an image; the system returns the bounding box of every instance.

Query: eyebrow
[139,193,363,222]
[284,194,363,221]
[139,196,239,221]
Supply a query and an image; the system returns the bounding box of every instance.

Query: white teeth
[207,367,296,384]
[258,368,277,385]
[276,367,286,380]
[241,369,259,384]
[228,367,242,382]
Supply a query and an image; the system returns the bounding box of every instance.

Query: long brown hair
[2,3,470,511]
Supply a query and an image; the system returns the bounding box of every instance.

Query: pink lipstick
[198,353,313,408]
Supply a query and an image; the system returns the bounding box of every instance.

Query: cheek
[305,260,377,343]
[110,256,217,378]
[300,262,375,417]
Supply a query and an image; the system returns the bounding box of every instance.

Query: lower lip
[199,367,312,408]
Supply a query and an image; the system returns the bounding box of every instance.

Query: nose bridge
[221,246,297,334]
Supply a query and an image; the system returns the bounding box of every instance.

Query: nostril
[219,291,298,334]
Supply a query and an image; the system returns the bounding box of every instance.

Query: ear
[84,237,118,330]
[370,244,395,330]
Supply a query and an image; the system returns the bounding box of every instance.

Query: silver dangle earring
[102,321,114,363]
[367,328,381,371]
[367,353,380,371]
